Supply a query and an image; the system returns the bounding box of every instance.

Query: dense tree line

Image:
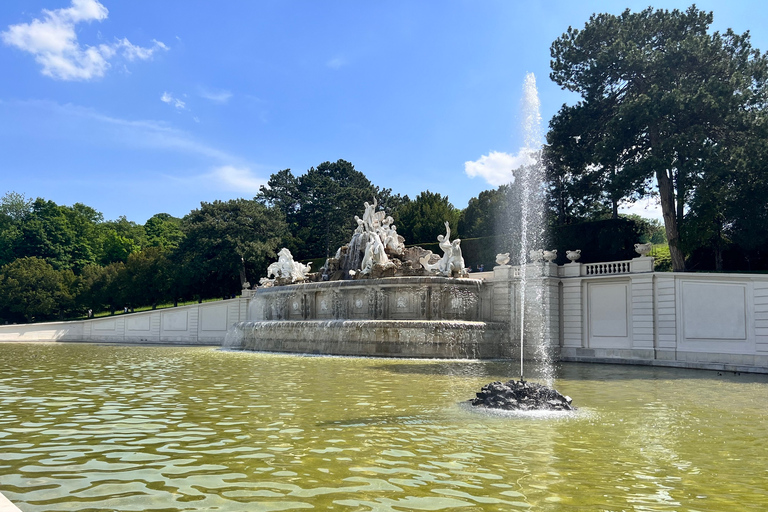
[0,192,290,323]
[0,160,487,323]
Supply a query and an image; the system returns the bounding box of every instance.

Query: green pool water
[1,343,767,511]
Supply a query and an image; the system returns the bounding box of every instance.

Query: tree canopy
[257,159,405,259]
[548,5,768,270]
[394,191,460,245]
[175,199,287,298]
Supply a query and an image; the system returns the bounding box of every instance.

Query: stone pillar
[654,273,677,361]
[630,273,654,358]
[561,277,583,350]
[491,265,517,327]
[630,256,654,273]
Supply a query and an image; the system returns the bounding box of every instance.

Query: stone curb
[0,492,22,512]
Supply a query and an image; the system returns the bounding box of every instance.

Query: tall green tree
[258,160,405,259]
[549,6,768,271]
[0,192,32,267]
[175,199,287,299]
[458,186,510,239]
[0,257,74,322]
[145,213,184,250]
[394,191,460,245]
[120,248,172,309]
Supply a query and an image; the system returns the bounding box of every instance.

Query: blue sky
[2,1,766,223]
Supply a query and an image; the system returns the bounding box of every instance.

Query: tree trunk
[714,218,724,271]
[611,167,619,219]
[655,168,686,271]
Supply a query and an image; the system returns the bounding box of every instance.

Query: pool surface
[1,343,767,511]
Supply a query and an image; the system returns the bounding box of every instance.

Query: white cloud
[327,56,347,69]
[199,87,233,104]
[618,198,664,221]
[1,0,166,81]
[161,92,186,110]
[118,38,167,61]
[464,149,535,187]
[210,166,266,194]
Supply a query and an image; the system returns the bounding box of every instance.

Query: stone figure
[448,239,466,276]
[339,198,407,277]
[361,232,388,274]
[420,221,467,277]
[362,198,377,232]
[265,248,312,284]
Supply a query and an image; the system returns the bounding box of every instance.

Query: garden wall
[0,297,250,345]
[485,259,768,373]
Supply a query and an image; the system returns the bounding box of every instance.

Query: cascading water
[516,73,549,384]
[468,73,571,412]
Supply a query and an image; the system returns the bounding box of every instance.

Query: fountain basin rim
[256,275,485,293]
[235,319,507,330]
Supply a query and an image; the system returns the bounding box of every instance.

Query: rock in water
[470,379,574,411]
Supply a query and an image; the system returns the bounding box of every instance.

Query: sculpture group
[256,198,649,287]
[259,198,467,286]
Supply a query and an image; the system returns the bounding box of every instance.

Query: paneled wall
[557,272,768,371]
[0,298,249,345]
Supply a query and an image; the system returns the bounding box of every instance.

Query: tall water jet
[515,72,549,384]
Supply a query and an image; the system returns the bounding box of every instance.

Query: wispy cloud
[326,56,347,70]
[1,0,167,81]
[464,149,534,187]
[199,87,233,104]
[209,166,266,194]
[161,91,186,110]
[9,99,238,162]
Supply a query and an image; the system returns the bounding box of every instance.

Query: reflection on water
[1,343,767,511]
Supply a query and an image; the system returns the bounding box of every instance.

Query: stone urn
[542,249,557,263]
[529,249,544,263]
[566,249,581,264]
[495,253,510,266]
[634,242,652,257]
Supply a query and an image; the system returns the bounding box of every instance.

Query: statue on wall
[261,248,312,286]
[420,221,467,277]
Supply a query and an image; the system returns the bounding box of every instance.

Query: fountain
[226,73,569,410]
[225,200,508,359]
[470,73,569,412]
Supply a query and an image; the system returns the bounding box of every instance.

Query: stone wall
[485,259,768,373]
[2,262,768,372]
[0,298,249,345]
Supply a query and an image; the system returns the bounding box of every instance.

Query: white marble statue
[361,232,388,274]
[350,198,405,274]
[420,221,467,277]
[265,248,312,283]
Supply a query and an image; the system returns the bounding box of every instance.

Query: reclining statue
[262,248,312,285]
[420,221,467,277]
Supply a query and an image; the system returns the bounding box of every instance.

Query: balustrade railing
[582,260,632,276]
